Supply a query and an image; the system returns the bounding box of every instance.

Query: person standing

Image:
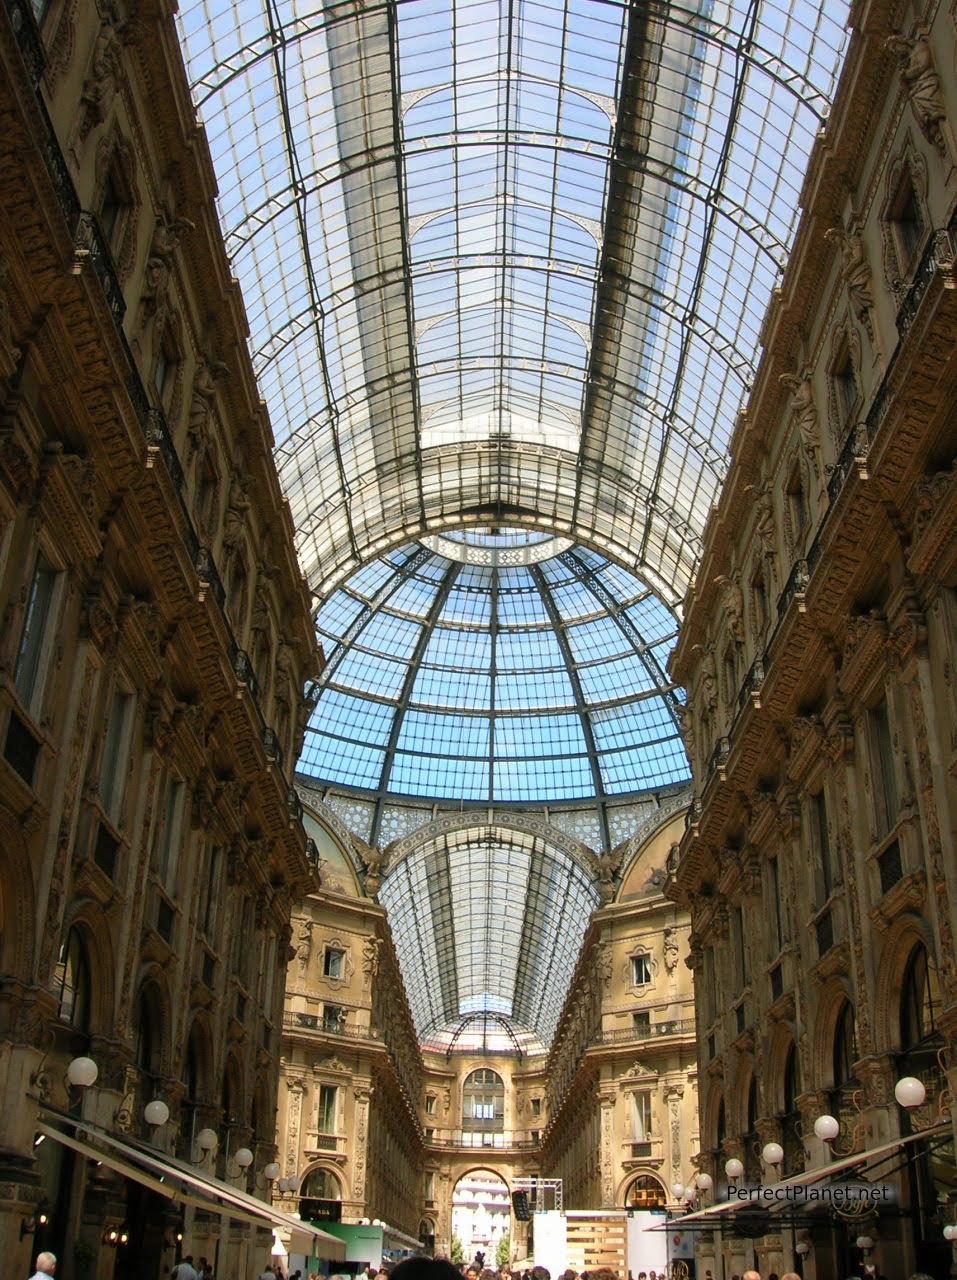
[29,1252,57,1280]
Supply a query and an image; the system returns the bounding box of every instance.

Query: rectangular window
[632,1090,651,1141]
[631,954,651,985]
[99,688,132,821]
[812,790,834,900]
[425,1095,436,1115]
[14,561,59,715]
[424,1171,435,1201]
[318,1084,338,1133]
[198,846,221,940]
[702,946,716,1027]
[733,906,749,988]
[323,947,345,979]
[154,775,185,891]
[530,1097,542,1117]
[633,1010,650,1036]
[768,858,783,957]
[869,700,898,837]
[322,1004,344,1032]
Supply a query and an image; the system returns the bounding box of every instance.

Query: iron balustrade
[591,1018,696,1045]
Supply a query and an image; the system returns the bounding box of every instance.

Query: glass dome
[299,531,689,834]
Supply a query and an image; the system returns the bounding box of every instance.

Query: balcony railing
[424,1130,540,1150]
[282,1012,381,1041]
[591,1018,696,1045]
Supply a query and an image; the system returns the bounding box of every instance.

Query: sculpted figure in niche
[692,643,718,715]
[714,573,745,644]
[79,14,137,139]
[780,369,821,479]
[663,926,680,973]
[745,480,777,557]
[362,934,381,977]
[187,359,226,457]
[296,920,312,970]
[885,32,948,156]
[142,212,195,317]
[825,227,880,360]
[222,469,251,551]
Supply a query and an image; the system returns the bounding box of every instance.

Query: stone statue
[886,33,948,156]
[296,920,312,970]
[745,480,776,557]
[674,703,695,759]
[692,643,718,715]
[187,359,226,457]
[714,573,745,644]
[825,226,877,347]
[142,212,195,316]
[663,926,680,973]
[780,369,821,479]
[222,469,251,551]
[362,934,381,978]
[79,15,137,139]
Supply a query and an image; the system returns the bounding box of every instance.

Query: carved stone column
[599,1093,617,1207]
[352,1085,372,1208]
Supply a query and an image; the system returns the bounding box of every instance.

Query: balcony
[282,1012,381,1042]
[591,1018,696,1046]
[424,1130,540,1150]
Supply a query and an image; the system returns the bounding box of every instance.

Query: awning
[38,1112,344,1258]
[672,1122,951,1227]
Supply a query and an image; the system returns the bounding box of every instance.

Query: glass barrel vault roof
[175,0,851,606]
[299,535,689,844]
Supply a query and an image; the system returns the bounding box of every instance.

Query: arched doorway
[299,1166,343,1224]
[624,1174,667,1209]
[452,1170,510,1269]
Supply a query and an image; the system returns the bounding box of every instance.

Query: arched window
[134,984,162,1099]
[462,1069,505,1145]
[782,1044,804,1174]
[901,944,937,1049]
[715,1097,725,1153]
[744,1075,760,1181]
[300,1167,341,1200]
[54,930,91,1032]
[833,1001,857,1088]
[625,1175,666,1209]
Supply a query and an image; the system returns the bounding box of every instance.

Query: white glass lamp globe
[671,1183,685,1199]
[813,1114,840,1141]
[144,1099,170,1127]
[856,1236,873,1250]
[944,1225,957,1242]
[234,1147,254,1168]
[795,1242,810,1257]
[696,1172,713,1192]
[277,1177,291,1193]
[263,1162,281,1181]
[724,1158,744,1179]
[67,1056,99,1087]
[762,1142,784,1165]
[196,1128,218,1151]
[894,1076,926,1109]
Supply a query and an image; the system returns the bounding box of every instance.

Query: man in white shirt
[29,1253,56,1280]
[172,1256,199,1280]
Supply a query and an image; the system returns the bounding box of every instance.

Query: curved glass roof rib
[298,534,689,845]
[175,0,850,603]
[378,825,602,1050]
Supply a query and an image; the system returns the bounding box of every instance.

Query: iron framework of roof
[176,0,851,607]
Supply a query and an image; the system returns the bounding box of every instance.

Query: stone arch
[252,1072,274,1144]
[385,811,596,881]
[452,1165,512,1191]
[765,1020,800,1115]
[731,1053,755,1135]
[874,915,938,1053]
[0,806,36,981]
[618,1170,668,1207]
[811,977,856,1088]
[222,1050,245,1124]
[132,966,173,1078]
[184,1010,216,1104]
[298,1163,343,1199]
[701,1076,725,1152]
[61,899,116,1035]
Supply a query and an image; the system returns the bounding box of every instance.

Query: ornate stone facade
[669,8,957,1280]
[0,0,320,1271]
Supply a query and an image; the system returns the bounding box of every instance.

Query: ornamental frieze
[908,461,957,578]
